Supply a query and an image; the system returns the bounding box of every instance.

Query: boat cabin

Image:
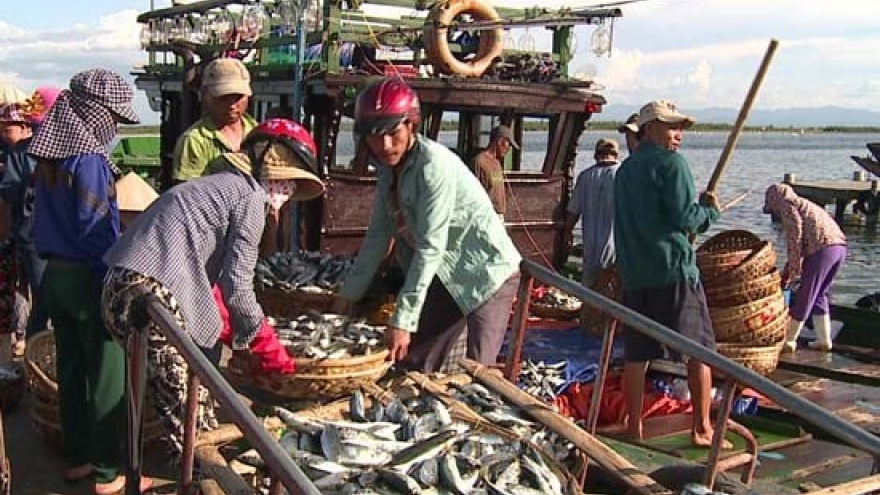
[133,0,619,268]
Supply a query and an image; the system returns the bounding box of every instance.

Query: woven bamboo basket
[710,291,787,345]
[697,230,776,285]
[225,350,392,401]
[716,341,783,376]
[580,266,622,337]
[709,241,777,287]
[24,331,166,446]
[705,269,782,307]
[255,287,342,318]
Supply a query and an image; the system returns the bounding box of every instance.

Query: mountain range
[594,105,880,128]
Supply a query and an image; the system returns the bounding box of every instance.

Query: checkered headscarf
[28,69,139,175]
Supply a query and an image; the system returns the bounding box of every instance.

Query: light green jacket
[173,115,258,181]
[340,136,521,332]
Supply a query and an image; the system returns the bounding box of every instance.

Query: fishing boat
[11,1,880,494]
[133,0,621,268]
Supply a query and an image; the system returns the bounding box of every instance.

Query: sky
[1,0,878,125]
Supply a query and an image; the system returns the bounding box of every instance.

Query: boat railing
[120,294,322,495]
[506,259,880,464]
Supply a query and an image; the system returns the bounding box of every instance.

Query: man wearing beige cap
[564,137,621,286]
[173,58,257,182]
[617,112,640,155]
[613,99,725,448]
[471,125,518,220]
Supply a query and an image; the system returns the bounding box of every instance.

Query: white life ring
[423,0,504,77]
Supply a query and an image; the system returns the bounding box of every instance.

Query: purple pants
[790,244,847,321]
[401,273,520,373]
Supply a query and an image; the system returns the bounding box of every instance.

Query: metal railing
[121,294,322,495]
[507,260,880,459]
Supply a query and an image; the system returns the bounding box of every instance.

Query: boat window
[332,116,357,171]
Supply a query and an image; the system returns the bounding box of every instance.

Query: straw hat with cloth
[212,118,325,204]
[27,69,139,176]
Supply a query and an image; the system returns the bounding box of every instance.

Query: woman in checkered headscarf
[27,69,147,494]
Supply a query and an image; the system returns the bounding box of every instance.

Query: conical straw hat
[0,83,27,105]
[116,172,158,212]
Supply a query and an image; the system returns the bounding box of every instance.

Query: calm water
[559,130,880,305]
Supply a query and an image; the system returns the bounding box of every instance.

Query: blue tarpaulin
[500,326,625,393]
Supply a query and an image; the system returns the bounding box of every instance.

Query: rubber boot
[782,318,804,353]
[808,313,833,352]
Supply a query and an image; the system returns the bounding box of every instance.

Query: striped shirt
[103,166,267,348]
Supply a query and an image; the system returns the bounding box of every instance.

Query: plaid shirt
[103,166,267,348]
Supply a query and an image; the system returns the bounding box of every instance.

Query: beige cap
[201,58,252,98]
[594,138,620,155]
[617,113,639,134]
[222,144,325,201]
[638,99,695,129]
[490,125,519,149]
[116,172,158,212]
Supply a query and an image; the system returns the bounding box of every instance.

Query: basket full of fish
[530,285,582,321]
[254,251,354,317]
[230,381,583,495]
[227,312,391,401]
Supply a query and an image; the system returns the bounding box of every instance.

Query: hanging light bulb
[591,23,611,56]
[140,22,152,48]
[212,9,234,43]
[240,3,269,40]
[190,15,209,43]
[518,31,536,52]
[277,0,299,35]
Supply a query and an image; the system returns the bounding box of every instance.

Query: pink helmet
[25,86,62,125]
[242,118,319,178]
[354,78,421,135]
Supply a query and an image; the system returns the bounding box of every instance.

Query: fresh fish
[313,471,357,490]
[430,398,453,428]
[388,429,461,470]
[322,424,343,462]
[438,452,477,495]
[279,430,299,455]
[409,458,440,487]
[234,449,265,469]
[273,406,323,435]
[378,468,423,495]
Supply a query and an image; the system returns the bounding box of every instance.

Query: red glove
[214,286,295,375]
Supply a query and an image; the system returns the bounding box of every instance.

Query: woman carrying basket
[763,183,846,353]
[101,119,325,462]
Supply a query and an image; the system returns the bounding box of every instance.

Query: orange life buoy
[423,0,504,77]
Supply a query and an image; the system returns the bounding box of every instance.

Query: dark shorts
[622,279,716,362]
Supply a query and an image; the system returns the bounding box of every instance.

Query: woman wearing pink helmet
[101,119,324,469]
[337,78,521,373]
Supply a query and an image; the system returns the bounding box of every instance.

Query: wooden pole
[706,39,779,193]
[461,359,674,495]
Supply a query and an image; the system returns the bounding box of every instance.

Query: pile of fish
[446,382,576,466]
[270,311,385,360]
[517,360,568,401]
[531,287,581,312]
[237,386,579,495]
[255,251,353,293]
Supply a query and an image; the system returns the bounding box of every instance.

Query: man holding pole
[613,99,725,447]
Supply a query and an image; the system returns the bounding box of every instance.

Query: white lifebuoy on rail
[423,0,504,77]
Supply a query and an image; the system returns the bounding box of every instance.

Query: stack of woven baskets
[697,230,787,375]
[24,331,166,446]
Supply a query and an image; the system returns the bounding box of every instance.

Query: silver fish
[378,468,423,495]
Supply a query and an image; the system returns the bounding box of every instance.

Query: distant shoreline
[118,122,880,136]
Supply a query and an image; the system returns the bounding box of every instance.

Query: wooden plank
[461,359,674,495]
[802,474,880,495]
